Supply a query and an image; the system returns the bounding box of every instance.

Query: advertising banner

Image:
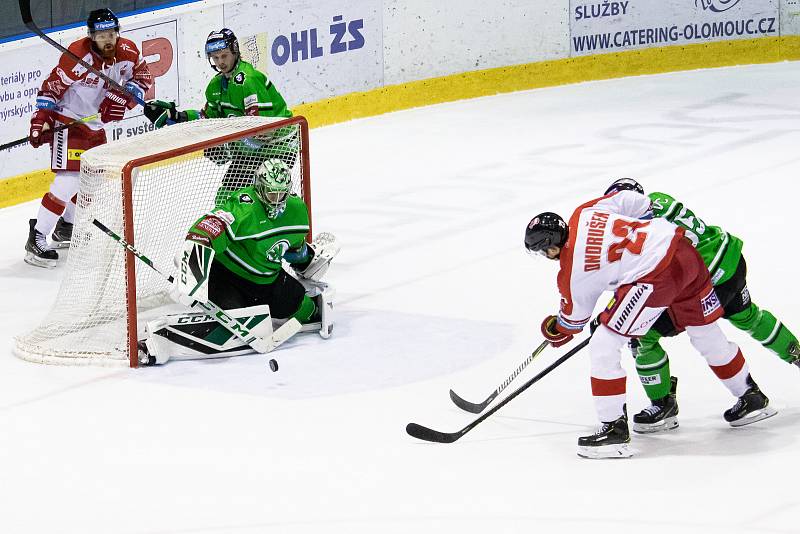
[570,0,779,56]
[0,18,181,177]
[224,0,383,106]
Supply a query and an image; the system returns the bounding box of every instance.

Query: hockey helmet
[87,8,120,34]
[605,177,644,196]
[255,159,292,219]
[205,28,240,71]
[525,212,568,257]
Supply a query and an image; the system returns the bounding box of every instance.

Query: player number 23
[608,219,649,262]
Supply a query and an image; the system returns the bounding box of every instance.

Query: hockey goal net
[15,116,311,368]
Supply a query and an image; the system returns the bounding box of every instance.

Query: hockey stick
[92,219,300,354]
[449,318,600,414]
[449,340,550,414]
[406,335,592,443]
[0,113,99,152]
[18,0,145,107]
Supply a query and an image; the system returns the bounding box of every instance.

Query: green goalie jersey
[188,187,310,285]
[648,192,743,285]
[203,60,291,119]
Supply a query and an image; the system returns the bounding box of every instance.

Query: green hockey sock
[728,303,800,363]
[291,295,317,324]
[635,330,672,400]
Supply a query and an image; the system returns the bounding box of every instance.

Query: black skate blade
[406,422,462,443]
[449,389,493,414]
[728,406,777,427]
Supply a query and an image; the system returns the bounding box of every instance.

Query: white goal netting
[15,116,310,367]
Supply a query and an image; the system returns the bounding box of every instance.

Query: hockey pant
[634,257,799,399]
[590,323,751,423]
[208,262,316,323]
[207,261,333,338]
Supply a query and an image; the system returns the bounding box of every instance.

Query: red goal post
[15,116,311,368]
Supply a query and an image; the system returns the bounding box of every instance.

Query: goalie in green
[604,178,799,433]
[138,159,339,365]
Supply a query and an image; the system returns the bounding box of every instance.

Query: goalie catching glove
[288,232,340,282]
[171,238,215,307]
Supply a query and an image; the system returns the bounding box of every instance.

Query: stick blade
[405,422,461,444]
[18,0,33,25]
[449,389,491,414]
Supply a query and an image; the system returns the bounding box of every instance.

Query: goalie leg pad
[142,305,272,364]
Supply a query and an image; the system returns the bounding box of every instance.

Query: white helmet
[254,159,292,219]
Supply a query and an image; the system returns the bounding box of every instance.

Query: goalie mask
[255,160,292,219]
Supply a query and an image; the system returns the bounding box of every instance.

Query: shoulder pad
[211,209,235,225]
[116,38,142,61]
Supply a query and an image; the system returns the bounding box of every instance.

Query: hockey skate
[633,376,679,434]
[24,219,58,268]
[577,408,633,459]
[137,340,157,367]
[788,342,800,369]
[724,375,777,427]
[51,217,73,249]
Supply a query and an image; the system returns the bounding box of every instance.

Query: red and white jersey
[38,37,152,130]
[556,191,684,333]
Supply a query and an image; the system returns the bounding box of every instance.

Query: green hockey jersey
[188,187,309,285]
[203,60,291,119]
[648,192,743,285]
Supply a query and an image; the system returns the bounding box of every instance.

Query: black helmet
[605,177,644,196]
[205,28,240,70]
[87,8,119,34]
[525,212,568,254]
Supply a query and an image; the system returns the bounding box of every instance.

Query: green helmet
[255,159,292,218]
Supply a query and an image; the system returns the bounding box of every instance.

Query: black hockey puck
[268,358,279,372]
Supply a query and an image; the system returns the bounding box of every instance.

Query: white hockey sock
[35,171,80,235]
[686,323,750,397]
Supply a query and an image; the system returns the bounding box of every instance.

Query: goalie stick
[17,0,145,106]
[449,318,599,414]
[92,219,300,357]
[449,340,550,414]
[406,335,592,444]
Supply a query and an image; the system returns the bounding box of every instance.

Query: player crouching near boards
[525,189,776,459]
[137,159,338,365]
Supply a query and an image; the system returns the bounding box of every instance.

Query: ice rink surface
[1,62,799,533]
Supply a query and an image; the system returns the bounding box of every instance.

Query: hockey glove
[99,88,131,123]
[143,100,191,128]
[541,315,573,347]
[29,109,55,148]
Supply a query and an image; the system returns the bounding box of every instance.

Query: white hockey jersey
[556,191,684,333]
[38,37,152,130]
